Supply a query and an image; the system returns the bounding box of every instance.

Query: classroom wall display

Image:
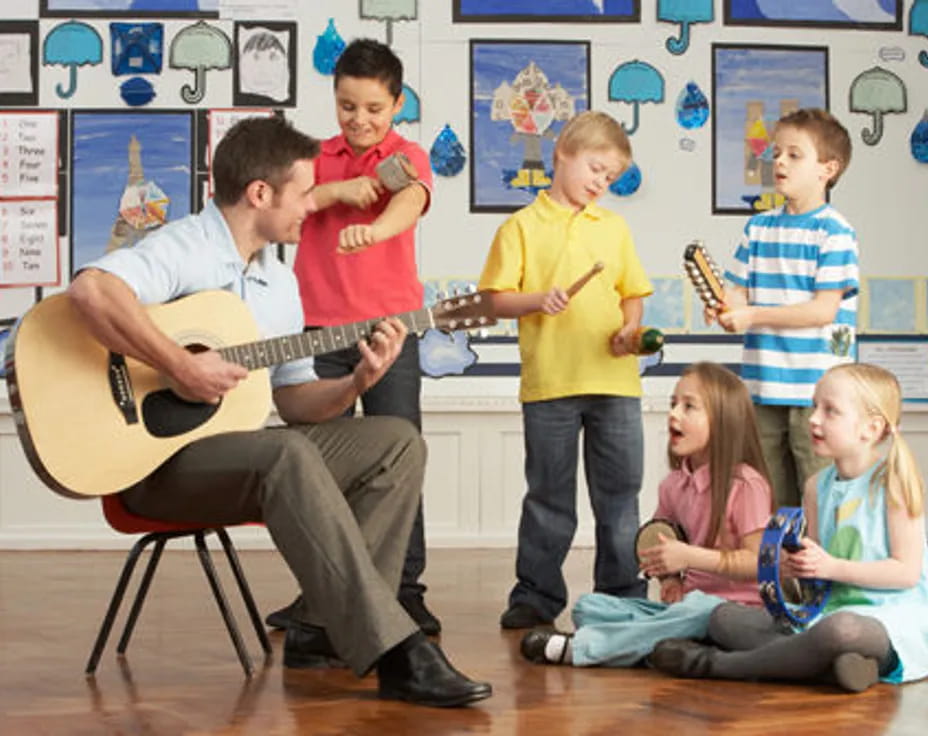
[43,20,104,100]
[913,0,928,67]
[657,0,713,56]
[470,39,589,213]
[70,110,193,275]
[313,17,345,75]
[41,1,219,18]
[849,66,906,146]
[169,21,231,104]
[233,22,296,107]
[454,0,640,23]
[0,22,39,107]
[712,44,829,215]
[360,0,418,46]
[608,59,664,135]
[723,1,902,31]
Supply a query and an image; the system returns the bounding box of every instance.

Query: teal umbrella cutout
[43,20,103,99]
[911,0,928,68]
[849,66,907,146]
[394,83,420,125]
[169,21,231,104]
[658,0,713,56]
[608,60,664,136]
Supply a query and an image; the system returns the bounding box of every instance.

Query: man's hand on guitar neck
[352,317,407,395]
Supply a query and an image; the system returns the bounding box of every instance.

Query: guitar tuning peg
[436,291,446,301]
[466,283,477,293]
[452,287,460,296]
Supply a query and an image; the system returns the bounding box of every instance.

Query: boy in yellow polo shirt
[478,110,653,629]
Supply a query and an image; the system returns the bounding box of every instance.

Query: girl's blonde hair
[826,363,924,516]
[668,362,774,546]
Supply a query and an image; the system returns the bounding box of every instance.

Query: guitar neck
[216,307,433,371]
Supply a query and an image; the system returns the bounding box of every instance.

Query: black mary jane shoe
[520,628,572,664]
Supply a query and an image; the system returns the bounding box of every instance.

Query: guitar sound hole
[141,389,220,438]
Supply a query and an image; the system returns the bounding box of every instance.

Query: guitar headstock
[683,241,726,310]
[430,290,497,333]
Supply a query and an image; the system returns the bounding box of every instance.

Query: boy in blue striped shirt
[708,108,858,507]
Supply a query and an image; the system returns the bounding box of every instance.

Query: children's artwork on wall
[70,110,193,275]
[313,18,345,75]
[724,1,902,30]
[119,76,156,105]
[912,0,928,67]
[879,45,905,62]
[866,278,918,332]
[43,20,103,99]
[712,44,828,215]
[912,111,928,163]
[41,1,218,17]
[454,0,640,23]
[608,60,664,135]
[0,21,38,107]
[419,329,479,378]
[394,83,420,124]
[110,22,163,75]
[849,66,906,146]
[470,40,588,213]
[233,22,296,107]
[360,0,418,46]
[676,81,709,129]
[609,161,641,196]
[658,0,713,55]
[169,21,231,104]
[430,124,467,177]
[643,277,686,331]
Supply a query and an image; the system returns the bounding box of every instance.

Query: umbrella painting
[453,0,639,22]
[911,0,928,67]
[724,1,902,30]
[658,0,713,55]
[43,20,103,98]
[169,20,230,104]
[608,60,664,135]
[360,0,417,46]
[849,66,906,145]
[42,1,219,16]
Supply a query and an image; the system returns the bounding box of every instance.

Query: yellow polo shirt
[479,191,653,402]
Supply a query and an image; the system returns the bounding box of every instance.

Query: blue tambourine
[757,507,831,629]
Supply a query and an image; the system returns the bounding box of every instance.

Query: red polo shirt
[294,129,431,325]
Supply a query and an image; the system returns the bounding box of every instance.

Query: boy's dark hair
[333,38,403,99]
[212,116,319,206]
[777,108,852,191]
[242,31,286,56]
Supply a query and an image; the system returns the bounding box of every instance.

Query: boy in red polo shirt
[266,38,439,636]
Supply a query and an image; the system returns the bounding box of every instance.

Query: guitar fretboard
[217,307,434,371]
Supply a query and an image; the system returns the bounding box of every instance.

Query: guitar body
[6,291,271,498]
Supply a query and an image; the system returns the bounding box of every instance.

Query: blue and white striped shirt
[725,204,858,406]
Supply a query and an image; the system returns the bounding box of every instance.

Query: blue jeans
[509,395,646,619]
[311,332,427,596]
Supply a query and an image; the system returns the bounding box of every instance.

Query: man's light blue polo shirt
[83,199,317,389]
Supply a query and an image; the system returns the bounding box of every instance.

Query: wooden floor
[1,547,925,736]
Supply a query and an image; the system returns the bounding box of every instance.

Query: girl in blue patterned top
[648,363,928,692]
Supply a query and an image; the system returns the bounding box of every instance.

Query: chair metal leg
[195,530,254,677]
[85,532,158,675]
[216,527,272,655]
[116,536,168,655]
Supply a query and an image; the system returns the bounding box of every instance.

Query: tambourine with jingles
[757,507,831,629]
[635,518,688,576]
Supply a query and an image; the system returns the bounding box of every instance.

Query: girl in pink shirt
[521,362,774,667]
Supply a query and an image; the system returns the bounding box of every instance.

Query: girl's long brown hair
[667,362,774,547]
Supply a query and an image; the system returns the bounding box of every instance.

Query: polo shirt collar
[534,190,605,222]
[202,198,271,282]
[324,129,401,160]
[681,457,712,493]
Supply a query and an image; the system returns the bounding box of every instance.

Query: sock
[544,634,573,664]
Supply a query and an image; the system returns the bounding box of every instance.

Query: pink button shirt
[653,461,772,606]
[294,129,432,325]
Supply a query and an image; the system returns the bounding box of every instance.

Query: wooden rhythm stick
[376,152,419,192]
[683,241,727,312]
[566,261,604,297]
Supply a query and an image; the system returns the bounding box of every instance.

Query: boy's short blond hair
[555,110,632,164]
[776,108,852,190]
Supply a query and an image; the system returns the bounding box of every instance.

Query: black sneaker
[499,602,551,630]
[399,592,442,636]
[265,595,301,630]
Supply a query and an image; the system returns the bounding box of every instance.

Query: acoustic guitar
[4,289,495,499]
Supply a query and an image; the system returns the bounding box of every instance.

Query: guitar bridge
[108,352,139,425]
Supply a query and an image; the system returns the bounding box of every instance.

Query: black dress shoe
[500,602,552,630]
[646,638,715,678]
[399,591,442,636]
[283,621,348,669]
[520,627,572,664]
[377,632,492,707]
[265,595,302,630]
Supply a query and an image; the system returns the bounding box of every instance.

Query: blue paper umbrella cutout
[394,83,420,124]
[120,76,156,106]
[43,20,104,99]
[430,124,466,176]
[658,0,713,56]
[911,0,928,68]
[110,23,163,76]
[418,329,478,378]
[313,18,345,75]
[608,60,664,136]
[676,81,709,129]
[912,111,928,163]
[609,161,641,197]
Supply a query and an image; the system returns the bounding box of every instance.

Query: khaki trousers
[754,404,829,508]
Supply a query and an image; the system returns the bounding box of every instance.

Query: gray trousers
[121,416,423,675]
